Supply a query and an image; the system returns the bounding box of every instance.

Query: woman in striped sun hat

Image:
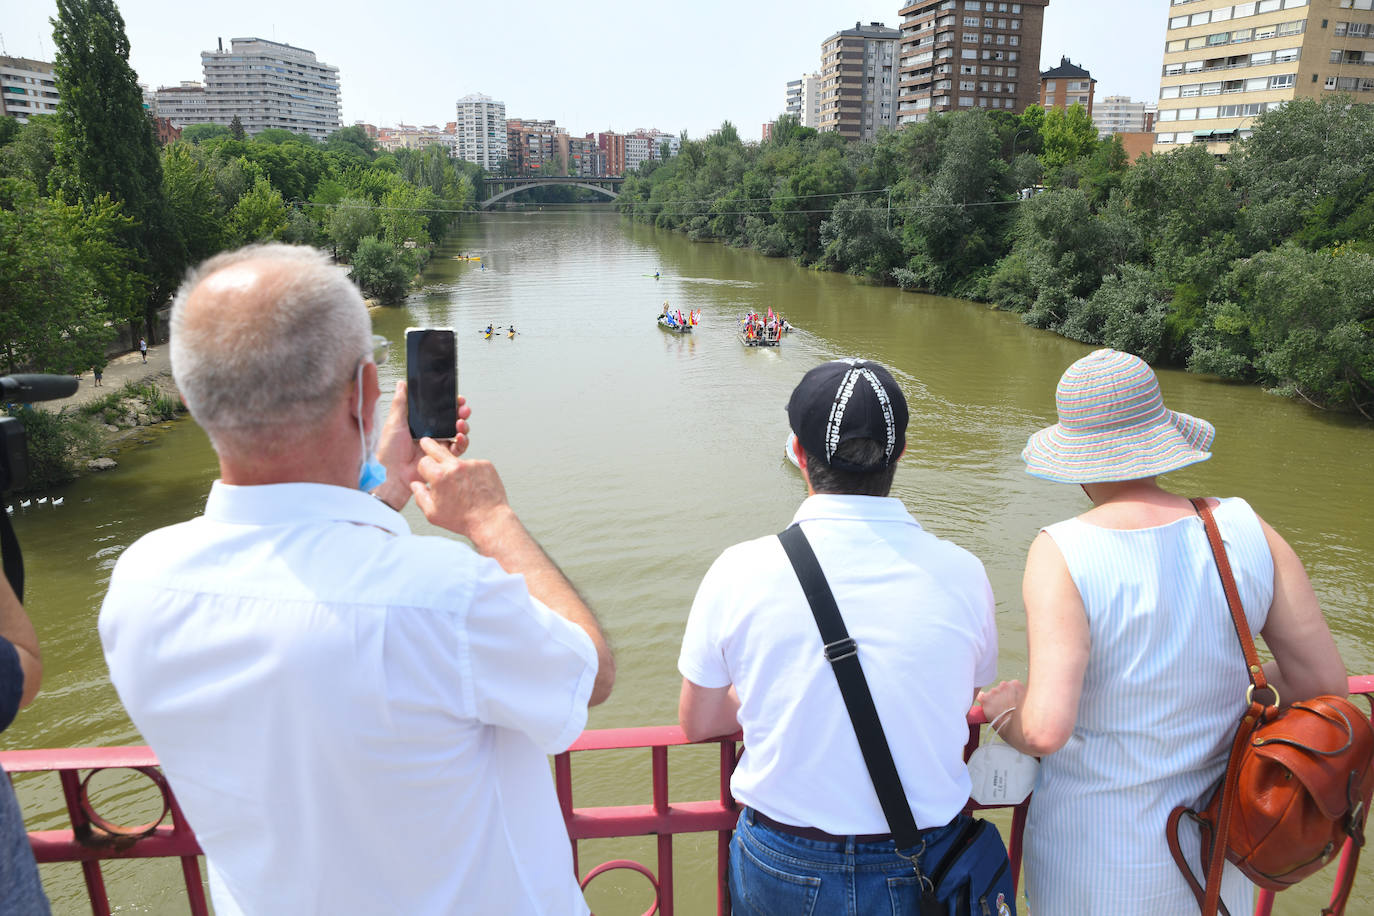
[976,349,1347,915]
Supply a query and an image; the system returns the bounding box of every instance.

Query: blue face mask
[355,361,388,494]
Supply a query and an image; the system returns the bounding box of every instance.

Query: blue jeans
[729,807,970,916]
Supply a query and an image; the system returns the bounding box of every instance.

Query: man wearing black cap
[677,358,999,913]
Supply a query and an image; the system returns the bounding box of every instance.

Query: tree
[51,0,185,344]
[0,178,129,374]
[229,115,245,140]
[1040,103,1099,171]
[179,123,230,144]
[349,236,410,303]
[327,197,379,260]
[162,142,224,262]
[0,115,59,192]
[227,176,289,244]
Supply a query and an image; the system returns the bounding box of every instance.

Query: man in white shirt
[99,243,614,915]
[678,358,998,914]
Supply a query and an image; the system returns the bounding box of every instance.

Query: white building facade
[153,82,209,128]
[1092,95,1154,137]
[455,93,508,171]
[784,72,822,127]
[0,57,58,123]
[200,38,340,140]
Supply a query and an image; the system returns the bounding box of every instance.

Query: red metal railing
[3,676,1373,916]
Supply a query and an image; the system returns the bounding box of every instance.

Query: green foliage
[0,116,59,192]
[1192,245,1374,415]
[1039,104,1097,171]
[0,177,129,375]
[229,115,245,140]
[327,197,379,260]
[350,236,410,303]
[820,197,901,280]
[227,176,289,244]
[179,123,230,144]
[9,407,83,491]
[162,143,223,261]
[51,0,186,340]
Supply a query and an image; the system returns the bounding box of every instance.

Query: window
[1274,47,1299,62]
[1258,0,1281,11]
[1214,7,1233,21]
[1161,85,1181,98]
[1269,73,1294,88]
[1045,94,1056,105]
[1159,108,1179,120]
[1157,133,1177,144]
[1168,38,1187,51]
[1045,79,1057,90]
[965,0,980,7]
[964,16,981,26]
[1325,75,1338,89]
[1191,11,1212,25]
[1171,15,1190,28]
[1009,35,1019,45]
[1012,19,1021,28]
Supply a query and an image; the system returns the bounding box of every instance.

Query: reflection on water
[8,210,1372,914]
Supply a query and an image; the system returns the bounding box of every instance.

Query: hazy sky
[5,0,1171,139]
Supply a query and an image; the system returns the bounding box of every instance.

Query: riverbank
[15,341,187,492]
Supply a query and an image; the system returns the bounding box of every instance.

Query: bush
[349,237,411,304]
[6,408,95,492]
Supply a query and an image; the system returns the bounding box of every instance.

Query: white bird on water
[36,497,47,504]
[19,500,30,508]
[4,506,11,515]
[51,497,64,507]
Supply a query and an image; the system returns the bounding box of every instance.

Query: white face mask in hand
[966,707,1039,806]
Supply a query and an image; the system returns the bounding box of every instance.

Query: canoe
[658,316,692,334]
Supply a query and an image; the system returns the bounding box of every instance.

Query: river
[6,209,1373,914]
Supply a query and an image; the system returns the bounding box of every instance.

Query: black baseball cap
[787,358,908,473]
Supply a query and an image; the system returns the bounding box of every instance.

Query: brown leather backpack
[1166,498,1374,916]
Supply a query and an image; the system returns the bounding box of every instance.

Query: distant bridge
[479,175,624,209]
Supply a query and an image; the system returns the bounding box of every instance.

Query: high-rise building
[1039,56,1096,115]
[1155,0,1374,155]
[200,38,340,140]
[1093,95,1155,137]
[819,22,900,140]
[455,93,508,171]
[896,0,1050,125]
[506,118,568,174]
[153,82,208,128]
[785,72,822,127]
[0,57,58,123]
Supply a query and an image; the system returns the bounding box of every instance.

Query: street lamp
[1011,127,1032,159]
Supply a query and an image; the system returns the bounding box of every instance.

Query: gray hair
[170,244,371,447]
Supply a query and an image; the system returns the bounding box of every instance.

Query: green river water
[6,209,1373,914]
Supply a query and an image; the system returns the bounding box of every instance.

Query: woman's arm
[1255,516,1347,703]
[0,576,40,709]
[978,532,1090,756]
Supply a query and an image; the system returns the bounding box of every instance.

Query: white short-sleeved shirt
[679,494,998,834]
[99,482,598,916]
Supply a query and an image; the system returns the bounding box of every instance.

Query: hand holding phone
[406,327,457,439]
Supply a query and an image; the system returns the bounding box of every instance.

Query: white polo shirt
[679,494,998,834]
[99,482,597,915]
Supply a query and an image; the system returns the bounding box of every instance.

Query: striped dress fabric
[1023,497,1273,915]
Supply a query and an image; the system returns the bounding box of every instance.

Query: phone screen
[405,327,457,439]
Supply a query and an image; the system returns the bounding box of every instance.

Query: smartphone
[405,327,457,439]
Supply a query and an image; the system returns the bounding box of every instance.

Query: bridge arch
[480,181,620,209]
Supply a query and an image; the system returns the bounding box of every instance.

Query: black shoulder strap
[777,524,921,849]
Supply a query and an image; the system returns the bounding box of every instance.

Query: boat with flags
[658,304,699,333]
[739,308,784,347]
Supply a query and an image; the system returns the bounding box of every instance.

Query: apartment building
[819,22,900,140]
[896,0,1050,124]
[596,132,627,175]
[506,118,568,174]
[200,38,340,140]
[1093,95,1156,137]
[0,56,58,123]
[1039,56,1096,114]
[455,93,507,171]
[152,82,208,128]
[1154,0,1374,154]
[784,72,822,127]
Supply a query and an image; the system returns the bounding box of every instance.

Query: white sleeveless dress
[1023,497,1273,916]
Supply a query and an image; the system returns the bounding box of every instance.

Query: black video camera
[0,374,80,492]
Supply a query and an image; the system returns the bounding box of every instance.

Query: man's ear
[356,361,381,433]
